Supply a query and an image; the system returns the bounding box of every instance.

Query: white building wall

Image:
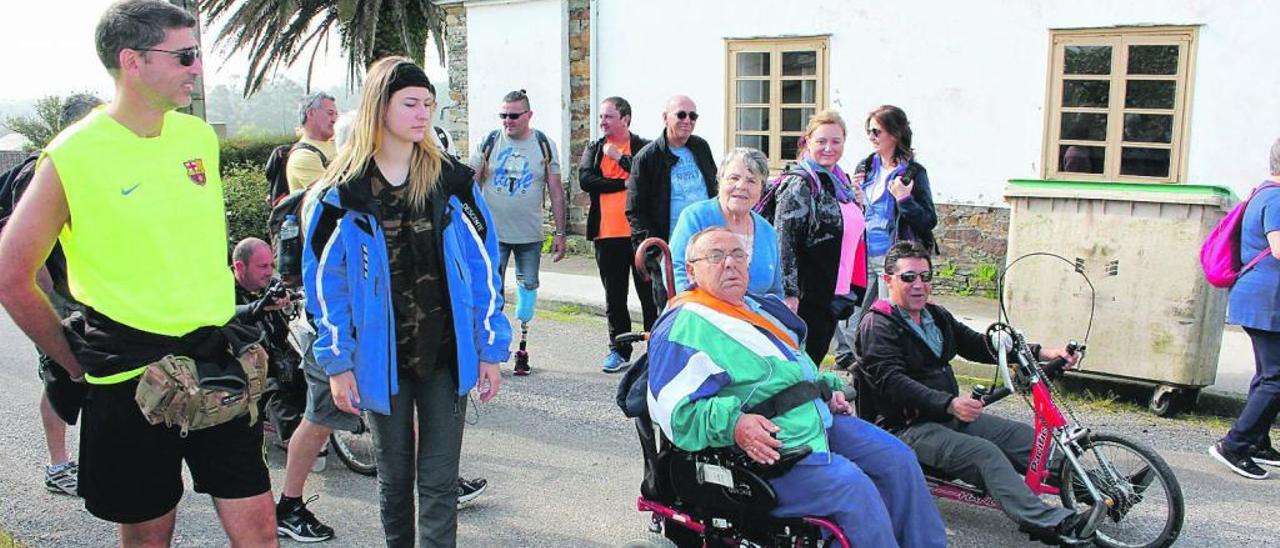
[465,0,567,158]
[592,0,1280,204]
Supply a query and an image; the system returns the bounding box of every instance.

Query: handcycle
[254,278,379,476]
[909,253,1185,548]
[618,237,851,548]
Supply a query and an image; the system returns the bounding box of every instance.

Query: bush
[223,165,269,245]
[220,133,295,172]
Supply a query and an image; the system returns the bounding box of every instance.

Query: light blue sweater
[669,199,784,298]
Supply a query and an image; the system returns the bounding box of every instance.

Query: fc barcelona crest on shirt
[184,159,207,186]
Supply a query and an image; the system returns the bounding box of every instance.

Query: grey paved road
[1,311,1277,547]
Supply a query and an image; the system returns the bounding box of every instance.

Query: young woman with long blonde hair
[302,56,511,547]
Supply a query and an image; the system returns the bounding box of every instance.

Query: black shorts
[78,377,271,524]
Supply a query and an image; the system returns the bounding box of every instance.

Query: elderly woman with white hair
[668,147,783,297]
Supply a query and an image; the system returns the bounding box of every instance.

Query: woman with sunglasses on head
[773,110,870,365]
[854,105,938,288]
[302,56,510,548]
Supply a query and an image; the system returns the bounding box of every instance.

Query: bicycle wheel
[330,414,378,476]
[1058,433,1184,548]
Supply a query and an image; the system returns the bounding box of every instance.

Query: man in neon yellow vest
[0,1,277,545]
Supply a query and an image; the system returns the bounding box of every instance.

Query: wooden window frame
[725,36,830,171]
[1042,26,1198,183]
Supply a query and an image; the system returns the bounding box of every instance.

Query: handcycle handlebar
[981,325,1081,406]
[613,332,648,346]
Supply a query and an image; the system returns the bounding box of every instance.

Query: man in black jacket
[625,95,717,246]
[854,241,1090,545]
[626,95,716,316]
[578,96,656,372]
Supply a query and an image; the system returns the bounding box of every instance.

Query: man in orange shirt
[578,97,655,373]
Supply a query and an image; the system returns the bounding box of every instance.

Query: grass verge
[0,530,25,548]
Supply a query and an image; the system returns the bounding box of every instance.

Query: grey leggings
[367,365,467,548]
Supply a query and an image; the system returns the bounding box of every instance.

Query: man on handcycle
[853,240,1087,544]
[647,227,946,548]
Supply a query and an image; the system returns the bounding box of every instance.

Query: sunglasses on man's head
[498,111,528,120]
[893,270,933,283]
[673,110,699,121]
[135,47,200,67]
[867,127,883,138]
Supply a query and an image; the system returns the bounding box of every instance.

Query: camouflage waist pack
[134,335,269,436]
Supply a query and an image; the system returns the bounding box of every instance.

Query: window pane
[736,134,769,153]
[781,136,801,163]
[737,108,769,131]
[1120,147,1171,177]
[1127,45,1179,75]
[1059,145,1105,174]
[781,80,817,104]
[736,80,770,104]
[782,108,815,132]
[736,52,770,77]
[1059,112,1108,141]
[1064,45,1111,75]
[1124,80,1175,109]
[1062,80,1110,108]
[781,51,817,76]
[1123,113,1173,143]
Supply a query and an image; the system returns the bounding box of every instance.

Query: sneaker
[1209,441,1269,480]
[1055,511,1095,546]
[457,477,488,509]
[514,351,531,376]
[277,495,335,543]
[1251,445,1280,467]
[312,448,328,473]
[601,352,630,373]
[44,461,78,496]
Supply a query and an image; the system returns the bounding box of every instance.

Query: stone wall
[931,203,1010,296]
[443,5,470,155]
[566,0,592,234]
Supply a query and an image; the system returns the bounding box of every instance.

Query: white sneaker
[312,449,328,473]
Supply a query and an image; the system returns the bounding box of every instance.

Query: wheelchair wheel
[330,413,377,476]
[1059,433,1184,548]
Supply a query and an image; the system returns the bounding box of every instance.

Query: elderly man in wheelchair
[641,227,946,548]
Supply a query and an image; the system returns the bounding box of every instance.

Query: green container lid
[1008,179,1236,200]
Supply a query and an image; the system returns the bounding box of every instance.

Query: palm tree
[200,0,446,96]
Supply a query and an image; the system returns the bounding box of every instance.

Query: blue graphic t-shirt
[668,146,707,238]
[468,132,561,244]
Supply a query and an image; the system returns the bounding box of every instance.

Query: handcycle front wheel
[1059,433,1184,548]
[330,414,378,476]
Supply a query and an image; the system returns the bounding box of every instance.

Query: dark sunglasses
[867,127,883,138]
[674,110,699,121]
[135,47,200,67]
[894,270,933,283]
[498,111,529,120]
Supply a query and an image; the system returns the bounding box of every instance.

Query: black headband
[387,63,433,98]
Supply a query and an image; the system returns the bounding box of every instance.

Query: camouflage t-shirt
[372,175,452,379]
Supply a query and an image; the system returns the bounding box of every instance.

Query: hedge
[223,165,269,245]
[220,133,295,171]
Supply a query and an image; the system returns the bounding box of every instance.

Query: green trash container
[1002,179,1235,415]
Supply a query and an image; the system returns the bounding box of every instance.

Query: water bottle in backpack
[277,214,302,277]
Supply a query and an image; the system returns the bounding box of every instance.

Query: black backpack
[264,142,327,206]
[0,152,39,231]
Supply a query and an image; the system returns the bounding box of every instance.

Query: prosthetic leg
[513,286,537,376]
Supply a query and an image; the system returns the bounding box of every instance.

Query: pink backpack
[1201,182,1280,288]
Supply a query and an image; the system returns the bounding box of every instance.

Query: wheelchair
[619,238,852,548]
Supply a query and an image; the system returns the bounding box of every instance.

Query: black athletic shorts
[78,377,271,524]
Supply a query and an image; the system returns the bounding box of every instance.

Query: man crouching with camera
[233,237,344,542]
